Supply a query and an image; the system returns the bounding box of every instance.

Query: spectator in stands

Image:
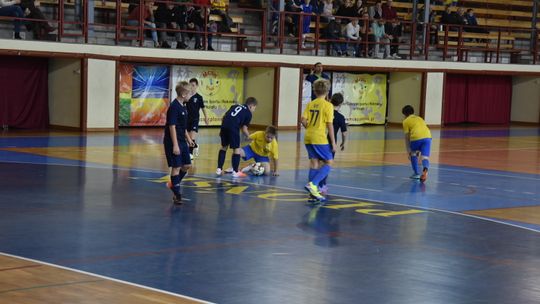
[325,17,346,56]
[440,5,453,25]
[359,11,372,57]
[417,6,437,47]
[344,17,360,57]
[285,0,301,36]
[0,0,23,39]
[444,0,458,7]
[127,0,160,47]
[385,18,401,58]
[75,0,104,38]
[382,0,397,20]
[355,0,367,16]
[319,0,333,22]
[465,8,488,34]
[371,18,390,58]
[187,4,206,50]
[368,0,382,20]
[210,0,233,32]
[20,0,54,40]
[335,0,358,24]
[300,0,314,47]
[155,2,187,49]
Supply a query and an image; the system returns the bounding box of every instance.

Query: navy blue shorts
[187,120,199,132]
[305,144,333,161]
[242,145,270,163]
[164,141,191,168]
[220,127,240,149]
[410,138,432,157]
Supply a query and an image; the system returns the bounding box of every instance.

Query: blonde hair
[175,81,190,97]
[313,79,330,97]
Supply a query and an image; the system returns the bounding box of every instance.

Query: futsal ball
[250,163,265,176]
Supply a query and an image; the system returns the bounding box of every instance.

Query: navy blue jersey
[328,110,347,141]
[186,93,205,122]
[221,104,252,130]
[164,99,188,144]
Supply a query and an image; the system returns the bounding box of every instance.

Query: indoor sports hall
[1,0,540,303]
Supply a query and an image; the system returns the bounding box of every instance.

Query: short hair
[314,62,322,67]
[313,79,330,97]
[330,93,344,106]
[466,8,473,13]
[189,78,198,85]
[265,125,277,136]
[244,97,258,106]
[402,105,414,116]
[175,81,190,96]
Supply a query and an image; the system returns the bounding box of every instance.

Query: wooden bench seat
[437,31,515,41]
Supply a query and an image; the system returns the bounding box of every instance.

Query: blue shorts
[410,138,432,157]
[242,145,270,163]
[305,144,333,161]
[220,127,240,149]
[164,141,191,168]
[187,120,199,132]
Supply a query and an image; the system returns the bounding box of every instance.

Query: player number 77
[309,109,320,126]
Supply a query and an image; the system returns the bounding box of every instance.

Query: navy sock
[232,154,241,172]
[178,169,188,182]
[319,177,327,188]
[422,159,429,171]
[410,155,419,175]
[171,174,180,195]
[312,165,331,186]
[217,150,226,169]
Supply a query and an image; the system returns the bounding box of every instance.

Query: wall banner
[332,73,387,125]
[119,63,171,127]
[171,65,244,126]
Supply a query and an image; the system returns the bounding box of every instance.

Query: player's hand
[205,117,209,125]
[173,145,180,155]
[331,144,337,153]
[340,143,345,151]
[272,171,279,176]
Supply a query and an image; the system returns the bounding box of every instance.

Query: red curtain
[443,74,512,125]
[0,56,49,129]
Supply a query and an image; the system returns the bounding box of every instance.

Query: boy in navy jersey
[186,78,209,159]
[318,93,347,195]
[164,81,195,204]
[216,97,258,178]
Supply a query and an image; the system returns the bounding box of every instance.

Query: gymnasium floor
[0,125,539,303]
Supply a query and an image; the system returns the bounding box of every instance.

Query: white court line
[326,184,382,192]
[0,252,214,304]
[2,160,540,235]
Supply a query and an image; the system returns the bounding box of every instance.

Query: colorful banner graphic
[119,64,170,126]
[171,65,244,126]
[332,73,387,125]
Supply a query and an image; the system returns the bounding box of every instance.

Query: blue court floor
[0,126,539,303]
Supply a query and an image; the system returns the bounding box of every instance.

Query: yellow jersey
[249,131,279,159]
[302,97,334,145]
[211,0,227,11]
[403,115,432,141]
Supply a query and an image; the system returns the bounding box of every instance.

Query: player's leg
[217,128,229,175]
[261,162,271,175]
[304,145,325,200]
[189,130,197,156]
[419,138,432,182]
[309,145,334,201]
[230,131,245,177]
[409,140,421,179]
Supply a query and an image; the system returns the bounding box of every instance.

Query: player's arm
[271,158,279,176]
[169,125,180,155]
[340,131,347,151]
[404,133,412,157]
[327,122,337,153]
[185,130,194,147]
[202,107,209,125]
[241,125,250,138]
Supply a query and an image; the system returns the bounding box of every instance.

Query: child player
[216,97,258,178]
[301,79,337,202]
[186,78,209,159]
[230,125,279,176]
[402,105,431,182]
[318,93,347,195]
[164,81,195,204]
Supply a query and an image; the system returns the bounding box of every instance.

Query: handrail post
[58,0,64,41]
[424,22,430,60]
[496,28,501,63]
[138,0,143,46]
[83,0,88,43]
[443,24,448,61]
[262,9,267,52]
[315,15,320,56]
[115,0,120,45]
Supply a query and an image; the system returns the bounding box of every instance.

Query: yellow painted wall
[86,59,116,129]
[48,58,81,128]
[388,72,422,123]
[511,77,540,123]
[245,67,275,127]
